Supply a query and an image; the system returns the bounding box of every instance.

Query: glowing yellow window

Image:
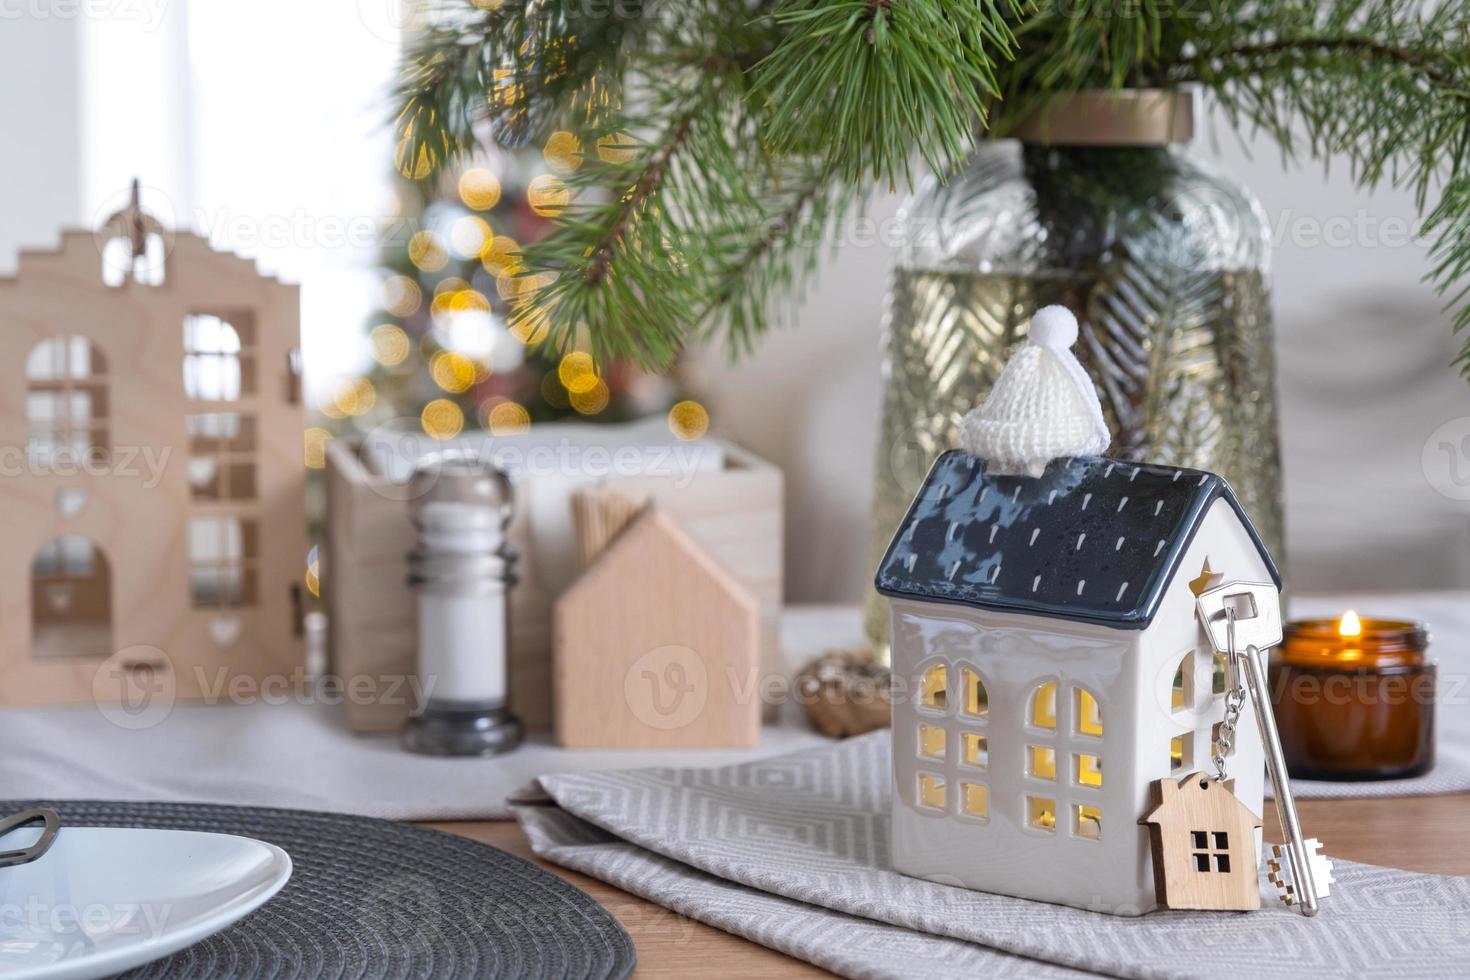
[1074,687,1102,737]
[1074,752,1102,788]
[918,723,946,760]
[1073,803,1102,840]
[1171,733,1193,772]
[961,731,988,769]
[1027,795,1056,832]
[960,666,988,719]
[918,772,946,810]
[960,782,989,820]
[1030,681,1057,730]
[1027,744,1056,780]
[1171,658,1189,711]
[920,663,947,712]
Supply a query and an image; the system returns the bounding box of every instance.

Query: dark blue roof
[874,451,1280,630]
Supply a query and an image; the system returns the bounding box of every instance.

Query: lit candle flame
[1338,610,1363,638]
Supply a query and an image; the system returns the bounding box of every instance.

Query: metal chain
[1212,607,1246,783]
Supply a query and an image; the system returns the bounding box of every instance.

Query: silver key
[1196,581,1321,917]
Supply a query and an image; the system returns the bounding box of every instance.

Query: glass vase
[865,108,1283,655]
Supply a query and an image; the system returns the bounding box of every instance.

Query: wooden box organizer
[323,436,782,733]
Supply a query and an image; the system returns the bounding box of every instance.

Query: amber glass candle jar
[1270,612,1435,781]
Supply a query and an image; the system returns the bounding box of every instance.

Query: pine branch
[1169,2,1470,370]
[754,0,1025,188]
[696,172,858,357]
[392,0,1470,379]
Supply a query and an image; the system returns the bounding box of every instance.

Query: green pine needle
[395,0,1470,377]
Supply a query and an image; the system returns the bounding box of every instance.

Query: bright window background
[77,0,399,405]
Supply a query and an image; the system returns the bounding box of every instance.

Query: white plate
[0,826,291,980]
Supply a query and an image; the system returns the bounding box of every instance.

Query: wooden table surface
[429,793,1470,978]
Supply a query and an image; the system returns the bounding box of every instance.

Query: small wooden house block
[1140,772,1263,911]
[876,451,1277,915]
[554,505,760,749]
[0,200,305,706]
[324,436,781,733]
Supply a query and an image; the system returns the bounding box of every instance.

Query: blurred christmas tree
[314,134,684,448]
[297,132,709,607]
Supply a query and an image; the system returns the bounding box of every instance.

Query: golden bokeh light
[557,351,599,394]
[458,167,502,211]
[430,291,456,322]
[303,427,332,469]
[497,269,553,304]
[667,400,710,441]
[569,378,609,415]
[369,323,412,367]
[596,132,638,164]
[382,275,422,317]
[486,400,532,434]
[527,174,570,216]
[421,398,465,440]
[331,377,377,417]
[431,351,480,393]
[480,235,523,276]
[470,0,504,10]
[511,306,550,346]
[451,288,491,312]
[543,130,583,174]
[434,276,469,296]
[408,230,449,272]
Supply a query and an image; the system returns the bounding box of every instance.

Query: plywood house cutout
[1140,772,1263,911]
[554,504,759,749]
[876,451,1279,915]
[0,187,305,706]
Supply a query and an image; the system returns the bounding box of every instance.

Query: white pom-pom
[1027,305,1078,350]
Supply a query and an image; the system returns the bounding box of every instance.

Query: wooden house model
[876,450,1277,915]
[0,194,305,705]
[554,503,760,749]
[1140,771,1264,911]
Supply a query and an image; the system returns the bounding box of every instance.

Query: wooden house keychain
[1143,581,1335,914]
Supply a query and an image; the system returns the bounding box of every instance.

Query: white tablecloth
[2,597,1465,819]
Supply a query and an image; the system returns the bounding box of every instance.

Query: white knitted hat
[958,305,1110,477]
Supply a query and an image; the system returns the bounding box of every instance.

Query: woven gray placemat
[2,800,635,980]
[513,731,1470,980]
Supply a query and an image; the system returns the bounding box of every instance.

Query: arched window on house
[912,659,991,823]
[26,337,109,468]
[1024,680,1104,840]
[183,313,255,402]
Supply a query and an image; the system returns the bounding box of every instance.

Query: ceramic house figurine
[0,183,306,706]
[876,306,1275,916]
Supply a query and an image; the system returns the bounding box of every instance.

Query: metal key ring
[0,807,61,869]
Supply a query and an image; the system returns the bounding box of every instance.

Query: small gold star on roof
[1189,559,1224,597]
